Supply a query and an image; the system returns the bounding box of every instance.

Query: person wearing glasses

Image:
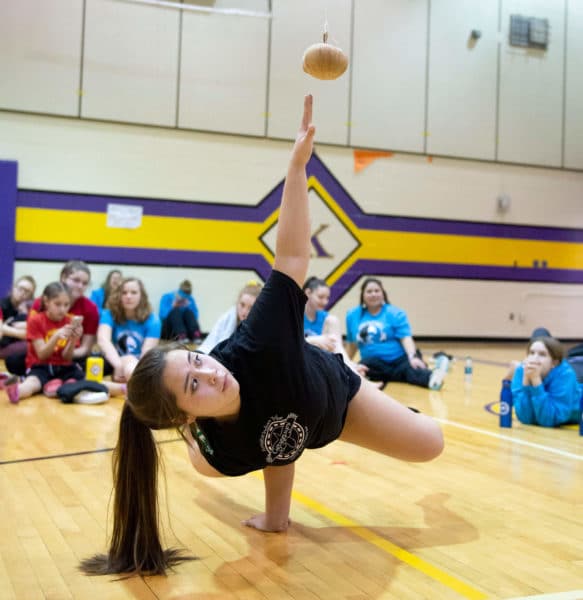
[0,275,37,362]
[5,261,99,376]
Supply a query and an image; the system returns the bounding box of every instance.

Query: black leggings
[161,308,201,341]
[5,351,113,377]
[360,354,432,388]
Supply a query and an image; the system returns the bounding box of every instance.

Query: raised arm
[272,95,316,288]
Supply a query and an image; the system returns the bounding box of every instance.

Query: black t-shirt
[196,270,361,476]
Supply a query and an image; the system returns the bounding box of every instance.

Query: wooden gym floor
[1,342,582,600]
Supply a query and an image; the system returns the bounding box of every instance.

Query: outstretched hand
[290,94,315,169]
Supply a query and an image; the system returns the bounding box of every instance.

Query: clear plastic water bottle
[464,357,473,385]
[500,380,513,428]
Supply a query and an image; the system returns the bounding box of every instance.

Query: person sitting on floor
[198,281,263,354]
[90,269,123,317]
[345,277,449,390]
[0,275,36,362]
[159,279,201,343]
[5,260,99,377]
[98,277,161,383]
[502,334,582,427]
[5,282,84,404]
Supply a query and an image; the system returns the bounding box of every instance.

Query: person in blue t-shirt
[503,335,582,427]
[90,269,122,317]
[159,279,201,342]
[303,276,368,377]
[303,276,341,349]
[345,278,448,390]
[98,277,161,383]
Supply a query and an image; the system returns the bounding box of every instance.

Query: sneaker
[74,390,109,404]
[43,378,63,397]
[429,355,450,390]
[432,351,453,371]
[5,376,19,404]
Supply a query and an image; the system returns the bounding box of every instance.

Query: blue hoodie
[159,289,198,321]
[512,359,582,427]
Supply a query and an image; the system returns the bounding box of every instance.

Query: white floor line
[505,591,583,600]
[436,418,583,461]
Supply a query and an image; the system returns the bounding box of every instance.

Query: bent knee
[415,421,444,462]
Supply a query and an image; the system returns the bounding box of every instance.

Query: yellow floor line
[250,470,486,599]
[506,592,583,600]
[290,489,487,600]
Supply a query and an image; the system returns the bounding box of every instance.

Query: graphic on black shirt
[357,321,388,345]
[260,413,307,464]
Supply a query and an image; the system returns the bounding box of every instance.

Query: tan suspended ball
[302,32,349,80]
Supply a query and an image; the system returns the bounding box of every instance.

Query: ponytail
[80,403,194,575]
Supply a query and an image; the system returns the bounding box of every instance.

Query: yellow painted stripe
[16,205,583,272]
[310,176,583,270]
[356,229,583,269]
[507,592,583,600]
[251,472,487,599]
[327,253,360,286]
[16,207,274,262]
[310,178,361,238]
[291,489,487,600]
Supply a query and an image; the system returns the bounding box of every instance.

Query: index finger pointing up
[302,94,313,131]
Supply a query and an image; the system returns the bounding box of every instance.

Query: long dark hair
[103,269,122,307]
[40,281,71,312]
[302,276,327,293]
[80,342,196,576]
[359,277,389,315]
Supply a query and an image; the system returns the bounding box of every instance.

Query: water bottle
[499,379,513,428]
[464,357,473,385]
[86,355,104,382]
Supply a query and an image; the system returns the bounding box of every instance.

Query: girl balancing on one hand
[80,95,444,577]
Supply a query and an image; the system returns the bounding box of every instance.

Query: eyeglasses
[15,285,34,296]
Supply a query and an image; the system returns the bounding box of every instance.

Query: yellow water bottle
[86,355,104,382]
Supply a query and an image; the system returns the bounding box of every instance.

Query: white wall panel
[0,0,82,116]
[2,111,583,337]
[498,0,565,167]
[268,0,351,145]
[564,0,583,169]
[0,111,286,202]
[427,0,498,160]
[333,276,583,338]
[179,0,269,136]
[350,0,428,153]
[321,150,583,226]
[82,0,179,127]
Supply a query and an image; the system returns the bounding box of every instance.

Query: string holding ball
[302,31,349,81]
